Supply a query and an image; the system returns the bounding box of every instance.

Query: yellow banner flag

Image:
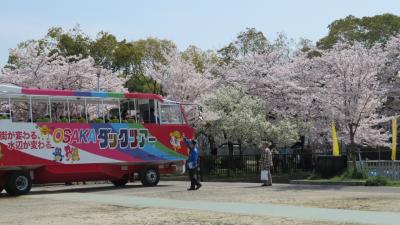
[392,117,397,161]
[332,122,340,156]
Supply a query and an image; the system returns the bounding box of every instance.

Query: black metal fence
[199,155,259,177]
[198,149,398,177]
[358,150,399,161]
[199,153,320,177]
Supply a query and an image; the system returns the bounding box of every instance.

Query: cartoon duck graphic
[71,147,80,162]
[64,146,72,161]
[52,147,64,162]
[39,125,50,141]
[169,131,183,151]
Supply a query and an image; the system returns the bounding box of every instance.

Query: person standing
[184,136,202,191]
[260,141,273,186]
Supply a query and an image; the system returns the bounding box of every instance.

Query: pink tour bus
[0,84,194,195]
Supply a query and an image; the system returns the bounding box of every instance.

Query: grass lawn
[307,169,400,186]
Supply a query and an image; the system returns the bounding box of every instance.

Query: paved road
[24,181,400,225]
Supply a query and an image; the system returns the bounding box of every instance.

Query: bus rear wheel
[140,168,160,187]
[111,179,128,187]
[5,171,32,196]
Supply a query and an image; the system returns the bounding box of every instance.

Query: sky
[0,0,399,67]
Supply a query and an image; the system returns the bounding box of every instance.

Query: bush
[108,119,120,123]
[71,117,86,123]
[90,118,104,123]
[307,173,322,180]
[36,118,50,122]
[59,118,69,123]
[127,119,135,124]
[365,176,388,186]
[0,115,9,120]
[341,168,368,180]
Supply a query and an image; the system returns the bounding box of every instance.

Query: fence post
[227,155,231,177]
[393,161,395,180]
[378,147,381,161]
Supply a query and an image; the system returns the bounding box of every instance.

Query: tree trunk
[208,135,217,156]
[349,126,357,171]
[228,141,234,156]
[238,139,242,155]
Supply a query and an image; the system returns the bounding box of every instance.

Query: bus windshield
[160,103,183,124]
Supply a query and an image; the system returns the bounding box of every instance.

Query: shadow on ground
[0,184,173,197]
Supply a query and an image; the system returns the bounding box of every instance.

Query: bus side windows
[0,100,11,120]
[11,101,30,122]
[138,99,152,124]
[1,93,167,124]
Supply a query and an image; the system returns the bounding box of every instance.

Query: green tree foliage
[90,32,118,69]
[182,45,219,73]
[34,27,177,94]
[236,27,270,56]
[112,41,143,76]
[317,13,400,49]
[125,74,162,94]
[125,38,176,94]
[218,27,270,64]
[133,38,176,67]
[47,26,91,58]
[296,38,322,58]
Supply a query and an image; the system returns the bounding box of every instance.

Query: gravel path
[0,197,351,225]
[1,181,399,225]
[26,192,400,225]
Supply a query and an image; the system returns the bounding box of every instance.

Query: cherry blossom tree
[202,87,299,154]
[144,49,217,126]
[0,42,125,120]
[381,35,400,114]
[212,46,305,144]
[293,43,390,168]
[145,49,215,103]
[216,44,305,118]
[217,39,390,160]
[1,42,125,92]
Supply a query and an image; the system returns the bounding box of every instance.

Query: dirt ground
[0,197,356,225]
[1,181,399,225]
[112,182,400,213]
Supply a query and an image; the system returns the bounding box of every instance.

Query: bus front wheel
[5,171,32,196]
[140,168,160,187]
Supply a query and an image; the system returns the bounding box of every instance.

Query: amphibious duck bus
[0,85,194,195]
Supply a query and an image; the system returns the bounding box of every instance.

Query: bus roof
[0,84,164,102]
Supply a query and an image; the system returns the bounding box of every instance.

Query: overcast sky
[1,0,399,67]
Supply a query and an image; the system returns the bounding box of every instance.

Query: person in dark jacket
[183,136,202,191]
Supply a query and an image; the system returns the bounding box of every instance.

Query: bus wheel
[140,168,160,187]
[111,179,128,187]
[5,171,32,196]
[0,185,3,193]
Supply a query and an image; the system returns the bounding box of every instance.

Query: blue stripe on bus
[75,92,92,97]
